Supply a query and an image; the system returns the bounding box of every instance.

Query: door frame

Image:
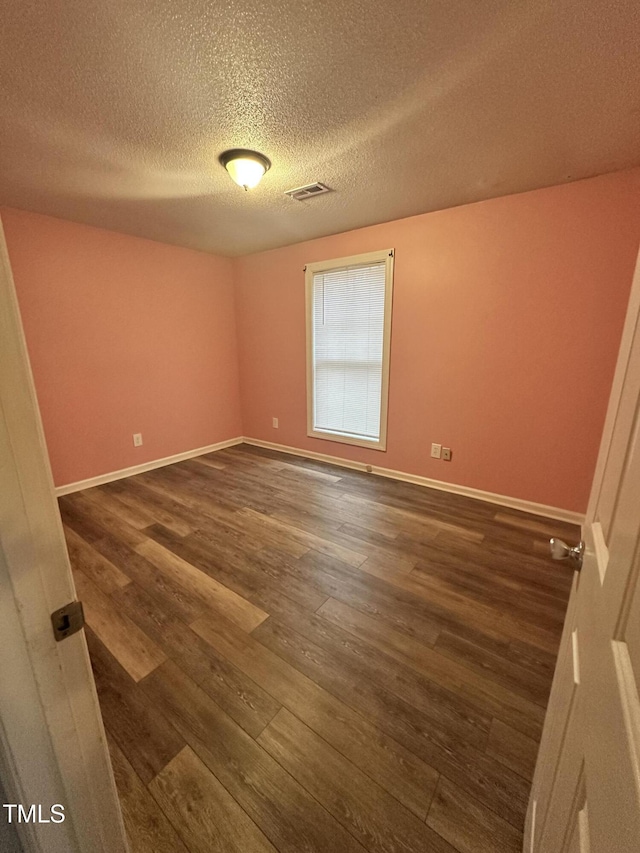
[0,215,128,853]
[586,245,640,526]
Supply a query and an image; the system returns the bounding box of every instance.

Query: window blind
[311,261,386,441]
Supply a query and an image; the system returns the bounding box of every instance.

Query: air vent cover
[284,182,331,201]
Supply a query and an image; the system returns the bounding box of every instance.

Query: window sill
[307,428,387,452]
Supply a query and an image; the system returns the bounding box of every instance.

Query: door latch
[51,601,85,642]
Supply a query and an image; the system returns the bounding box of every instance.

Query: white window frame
[305,248,394,451]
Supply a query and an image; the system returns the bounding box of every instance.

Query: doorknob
[549,538,585,569]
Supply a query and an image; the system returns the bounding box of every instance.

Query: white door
[0,217,128,853]
[526,247,640,852]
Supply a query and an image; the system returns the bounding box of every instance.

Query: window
[305,249,394,450]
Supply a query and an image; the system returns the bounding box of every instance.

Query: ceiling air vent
[284,182,331,201]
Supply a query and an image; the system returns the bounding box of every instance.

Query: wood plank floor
[60,443,577,853]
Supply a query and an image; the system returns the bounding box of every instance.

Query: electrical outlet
[272,417,279,428]
[442,447,452,461]
[431,443,442,459]
[133,433,143,447]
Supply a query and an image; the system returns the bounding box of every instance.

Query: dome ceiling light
[219,149,271,190]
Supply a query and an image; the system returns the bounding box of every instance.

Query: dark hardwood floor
[59,443,577,853]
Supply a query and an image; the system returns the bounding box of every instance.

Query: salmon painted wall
[3,208,242,487]
[234,169,640,513]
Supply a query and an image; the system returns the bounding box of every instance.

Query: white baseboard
[241,437,584,525]
[55,433,584,525]
[54,437,244,496]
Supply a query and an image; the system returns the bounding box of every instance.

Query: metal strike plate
[51,600,85,642]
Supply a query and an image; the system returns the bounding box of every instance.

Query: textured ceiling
[1,0,639,256]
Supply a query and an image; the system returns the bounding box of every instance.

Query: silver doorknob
[549,538,585,569]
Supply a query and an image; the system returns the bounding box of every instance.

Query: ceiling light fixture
[219,149,271,190]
